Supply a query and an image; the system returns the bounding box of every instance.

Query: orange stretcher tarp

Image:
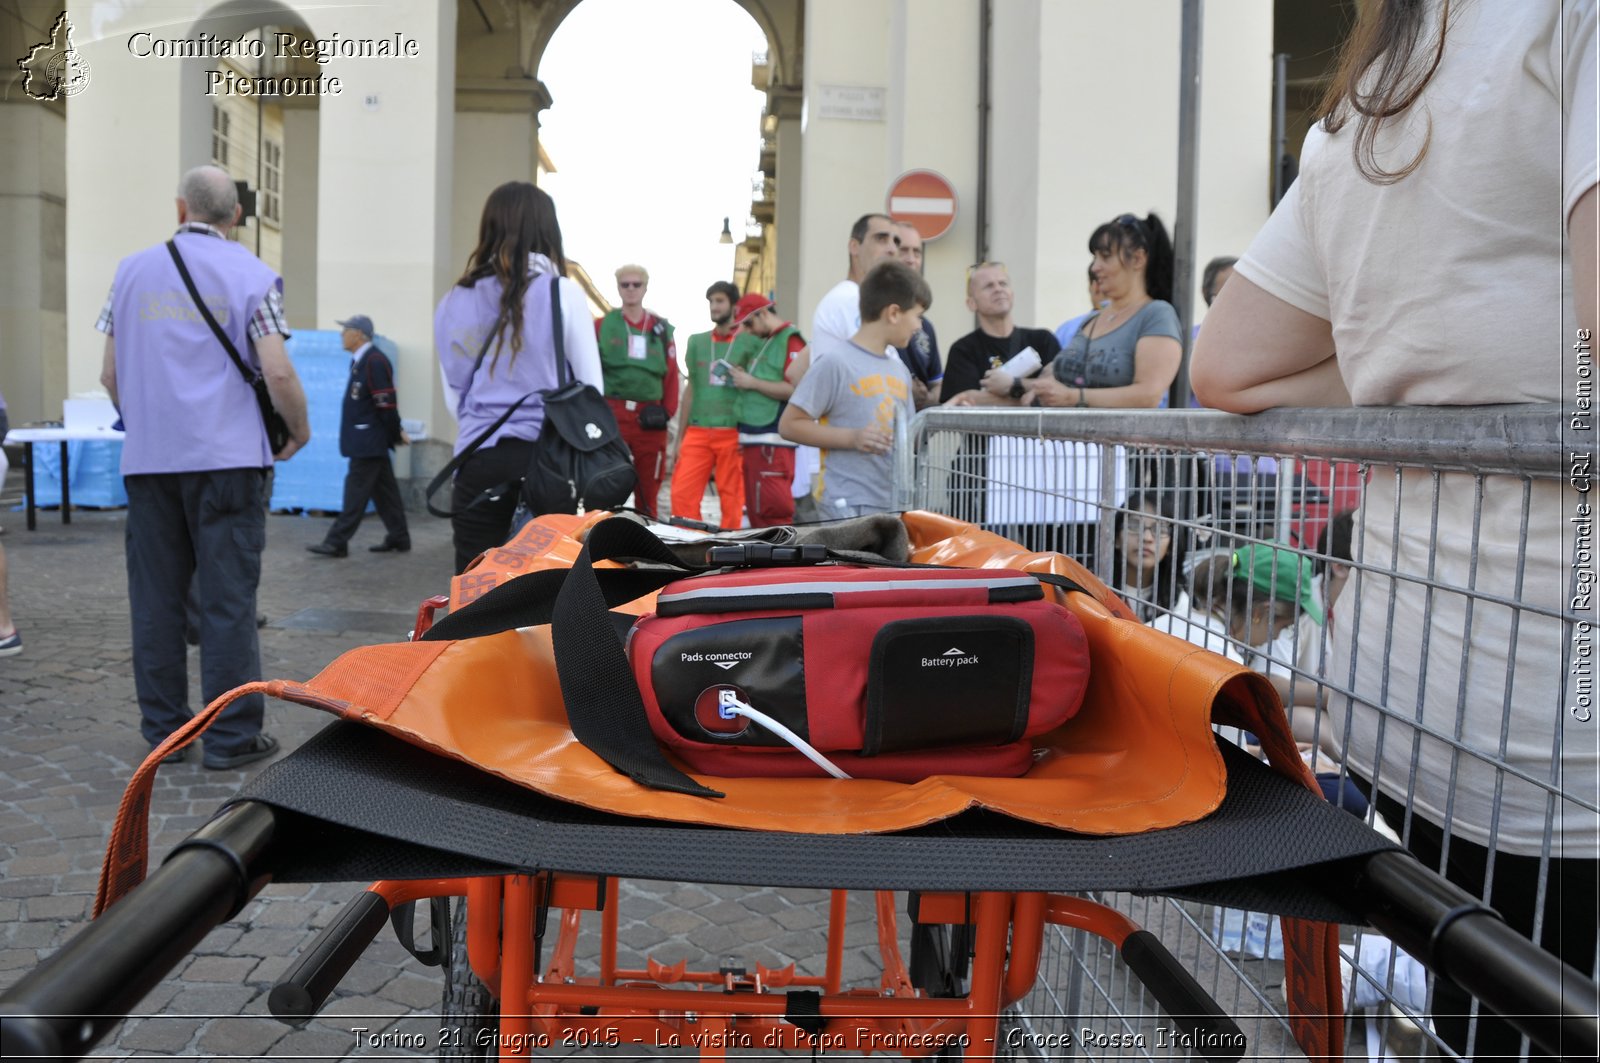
[281,510,1296,837]
[101,510,1343,1060]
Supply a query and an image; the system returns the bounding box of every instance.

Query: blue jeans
[125,469,266,754]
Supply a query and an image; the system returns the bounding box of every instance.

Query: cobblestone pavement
[0,495,906,1061]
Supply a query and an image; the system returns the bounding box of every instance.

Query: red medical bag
[626,565,1091,780]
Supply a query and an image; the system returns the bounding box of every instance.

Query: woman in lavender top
[434,182,603,574]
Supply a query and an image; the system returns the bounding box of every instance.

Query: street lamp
[718,217,733,244]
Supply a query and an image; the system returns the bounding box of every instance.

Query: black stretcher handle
[1351,849,1599,1060]
[0,801,278,1062]
[268,890,393,1026]
[1120,931,1245,1063]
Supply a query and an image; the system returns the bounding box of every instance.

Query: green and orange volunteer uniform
[731,318,806,527]
[595,308,677,517]
[670,326,747,529]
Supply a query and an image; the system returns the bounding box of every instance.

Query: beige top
[1237,0,1595,406]
[1235,0,1598,855]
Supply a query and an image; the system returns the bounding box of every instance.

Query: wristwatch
[1008,378,1026,400]
[1075,388,1089,408]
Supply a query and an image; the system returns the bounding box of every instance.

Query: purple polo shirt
[436,272,565,455]
[106,230,282,475]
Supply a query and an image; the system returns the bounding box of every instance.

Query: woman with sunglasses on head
[1023,213,1182,410]
[433,182,604,575]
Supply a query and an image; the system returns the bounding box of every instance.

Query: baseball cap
[1233,544,1324,624]
[732,293,772,327]
[336,314,375,338]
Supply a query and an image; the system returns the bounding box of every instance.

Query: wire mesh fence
[896,404,1595,1060]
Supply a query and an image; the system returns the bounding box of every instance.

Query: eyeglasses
[618,280,644,289]
[1123,521,1170,541]
[966,260,1006,279]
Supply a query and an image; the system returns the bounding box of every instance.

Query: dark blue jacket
[895,317,943,387]
[340,345,403,458]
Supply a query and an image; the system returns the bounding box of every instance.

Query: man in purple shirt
[97,165,310,770]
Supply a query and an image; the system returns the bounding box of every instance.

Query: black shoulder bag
[166,240,291,454]
[426,276,635,518]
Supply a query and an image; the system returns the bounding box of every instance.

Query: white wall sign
[816,84,885,122]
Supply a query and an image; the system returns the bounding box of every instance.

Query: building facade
[2,0,1343,484]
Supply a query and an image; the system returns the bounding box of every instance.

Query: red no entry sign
[887,170,957,241]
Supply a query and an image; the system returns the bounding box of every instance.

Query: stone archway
[167,0,323,327]
[449,0,805,311]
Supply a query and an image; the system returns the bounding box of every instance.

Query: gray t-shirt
[1050,300,1181,389]
[789,340,913,516]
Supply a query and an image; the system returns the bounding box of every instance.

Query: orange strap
[93,679,345,918]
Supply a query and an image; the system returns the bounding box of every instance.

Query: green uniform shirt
[684,330,749,428]
[733,324,802,431]
[598,310,672,401]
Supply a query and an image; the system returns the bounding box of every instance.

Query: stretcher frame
[306,875,1252,1060]
[5,499,1598,1061]
[3,787,1595,1062]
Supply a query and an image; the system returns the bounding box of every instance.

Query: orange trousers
[670,426,745,529]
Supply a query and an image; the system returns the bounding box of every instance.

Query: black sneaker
[203,732,280,770]
[149,743,187,766]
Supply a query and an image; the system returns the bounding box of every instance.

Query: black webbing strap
[549,518,724,797]
[784,989,825,1036]
[1033,571,1090,597]
[421,565,684,642]
[165,240,259,393]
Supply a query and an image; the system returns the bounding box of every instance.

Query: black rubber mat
[234,720,1396,923]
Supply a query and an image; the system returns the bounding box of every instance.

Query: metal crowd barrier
[895,404,1596,1060]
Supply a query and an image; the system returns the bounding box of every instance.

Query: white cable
[722,696,852,780]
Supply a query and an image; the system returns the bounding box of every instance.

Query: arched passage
[448,0,805,318]
[172,1,322,327]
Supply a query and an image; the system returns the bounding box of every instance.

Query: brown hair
[859,260,933,323]
[458,182,568,370]
[1316,0,1451,185]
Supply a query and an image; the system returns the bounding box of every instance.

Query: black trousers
[1357,777,1598,1060]
[324,455,409,548]
[125,469,266,754]
[450,438,535,575]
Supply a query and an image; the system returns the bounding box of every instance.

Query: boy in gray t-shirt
[781,260,931,517]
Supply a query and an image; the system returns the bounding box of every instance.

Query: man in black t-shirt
[940,262,1070,557]
[942,262,1060,406]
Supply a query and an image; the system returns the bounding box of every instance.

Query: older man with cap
[98,163,311,770]
[726,293,807,526]
[308,314,411,557]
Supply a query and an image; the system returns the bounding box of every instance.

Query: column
[315,0,457,482]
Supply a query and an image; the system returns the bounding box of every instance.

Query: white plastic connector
[719,694,852,779]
